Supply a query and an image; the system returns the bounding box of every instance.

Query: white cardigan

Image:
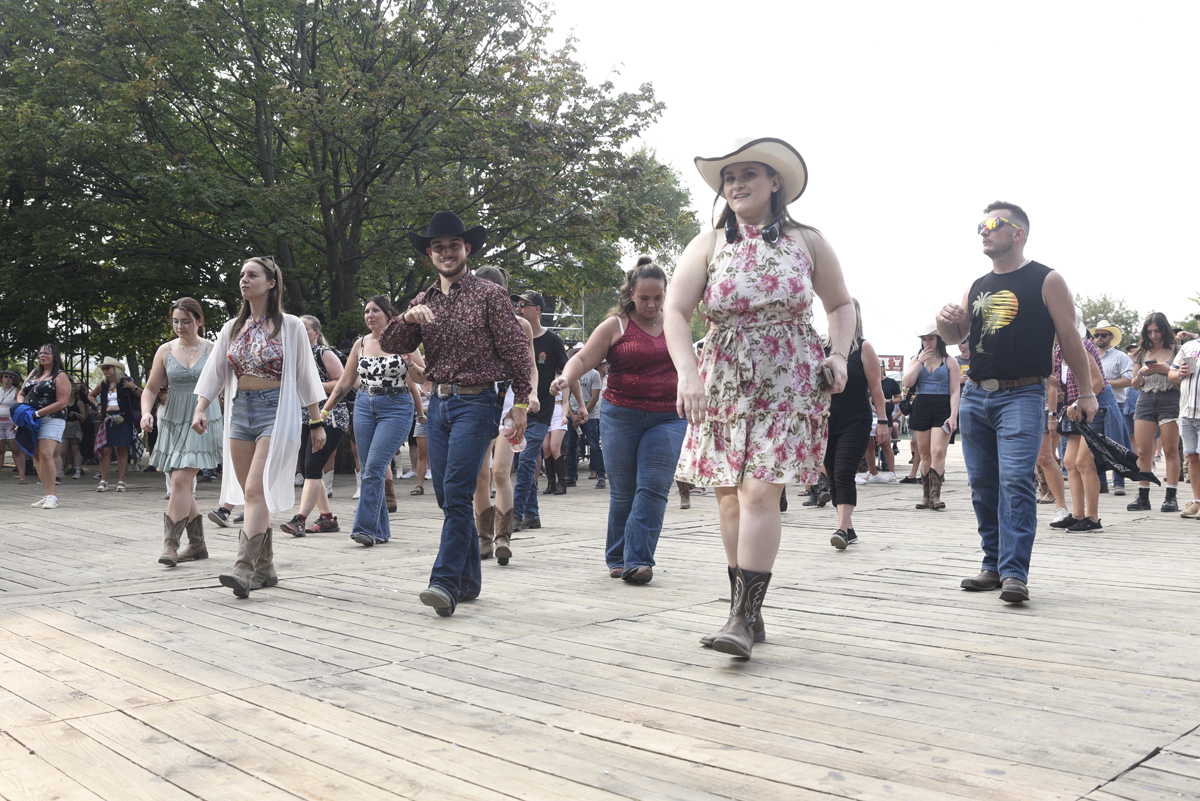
[194,314,325,513]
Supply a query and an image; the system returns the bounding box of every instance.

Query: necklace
[179,340,202,355]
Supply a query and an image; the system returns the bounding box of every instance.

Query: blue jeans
[584,417,605,478]
[427,389,500,601]
[599,400,687,570]
[513,419,550,521]
[959,381,1046,583]
[352,392,414,543]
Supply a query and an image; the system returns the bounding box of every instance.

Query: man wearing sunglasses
[1088,321,1134,495]
[936,201,1099,604]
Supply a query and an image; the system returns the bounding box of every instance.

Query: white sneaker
[425,469,432,480]
[42,496,59,509]
[294,472,305,487]
[352,470,362,500]
[868,472,894,484]
[854,474,868,485]
[400,470,416,480]
[31,497,45,507]
[1052,507,1070,524]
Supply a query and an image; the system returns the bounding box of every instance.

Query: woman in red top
[552,257,685,584]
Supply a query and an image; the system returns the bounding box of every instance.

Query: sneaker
[400,469,417,479]
[294,472,305,487]
[1051,510,1080,527]
[72,468,81,479]
[30,497,45,508]
[1113,486,1126,496]
[281,514,307,537]
[42,496,59,509]
[595,478,606,489]
[1051,508,1071,526]
[854,474,868,485]
[208,507,231,528]
[868,472,894,484]
[425,469,432,480]
[1181,500,1200,519]
[306,515,340,534]
[55,475,62,485]
[830,528,858,550]
[1067,516,1103,532]
[899,476,920,484]
[1098,485,1108,494]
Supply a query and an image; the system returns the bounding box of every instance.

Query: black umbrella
[1078,422,1161,485]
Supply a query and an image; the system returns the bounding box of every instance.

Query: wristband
[308,420,326,430]
[1077,392,1096,400]
[512,403,529,410]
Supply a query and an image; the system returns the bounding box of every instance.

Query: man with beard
[936,201,1098,604]
[381,211,533,617]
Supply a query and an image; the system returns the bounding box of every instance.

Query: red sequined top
[603,318,678,413]
[227,316,284,382]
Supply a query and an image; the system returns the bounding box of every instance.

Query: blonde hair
[300,315,330,346]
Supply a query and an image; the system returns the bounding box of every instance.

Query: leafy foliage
[1075,293,1142,340]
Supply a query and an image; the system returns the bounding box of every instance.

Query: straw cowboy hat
[694,137,809,204]
[1089,319,1123,348]
[99,357,125,371]
[408,210,486,256]
[915,324,940,338]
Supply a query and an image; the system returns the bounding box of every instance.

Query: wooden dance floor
[1,450,1198,800]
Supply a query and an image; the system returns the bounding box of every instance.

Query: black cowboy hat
[408,210,487,256]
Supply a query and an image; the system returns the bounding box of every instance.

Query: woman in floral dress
[664,137,855,660]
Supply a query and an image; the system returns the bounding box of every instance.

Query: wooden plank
[0,730,108,801]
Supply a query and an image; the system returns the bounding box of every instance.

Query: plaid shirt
[1054,337,1107,406]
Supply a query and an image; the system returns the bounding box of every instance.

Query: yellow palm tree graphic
[972,290,1019,351]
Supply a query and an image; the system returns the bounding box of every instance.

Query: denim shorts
[230,388,279,441]
[37,417,66,443]
[1181,417,1200,455]
[1134,388,1180,424]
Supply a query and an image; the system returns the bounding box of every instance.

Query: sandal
[410,486,424,495]
[97,480,108,492]
[116,481,126,492]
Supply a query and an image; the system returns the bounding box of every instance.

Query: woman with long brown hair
[194,257,327,596]
[1126,312,1183,512]
[901,328,960,510]
[16,345,72,508]
[140,298,224,566]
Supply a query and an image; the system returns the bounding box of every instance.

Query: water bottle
[503,416,526,453]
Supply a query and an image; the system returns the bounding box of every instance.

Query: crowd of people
[5,136,1198,661]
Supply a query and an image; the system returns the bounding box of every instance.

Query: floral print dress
[676,224,830,487]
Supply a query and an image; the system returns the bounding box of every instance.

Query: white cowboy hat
[915,325,939,338]
[99,356,125,370]
[1088,319,1123,348]
[694,137,808,204]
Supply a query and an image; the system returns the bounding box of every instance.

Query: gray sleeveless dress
[149,349,224,471]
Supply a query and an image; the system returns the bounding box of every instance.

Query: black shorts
[299,426,345,478]
[909,394,951,432]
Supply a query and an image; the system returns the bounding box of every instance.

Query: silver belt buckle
[980,379,999,391]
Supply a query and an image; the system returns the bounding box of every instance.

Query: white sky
[546,0,1199,358]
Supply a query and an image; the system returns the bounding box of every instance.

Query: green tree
[1076,293,1141,340]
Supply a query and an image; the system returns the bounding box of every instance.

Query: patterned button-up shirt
[1096,346,1134,404]
[1054,336,1107,406]
[380,271,533,403]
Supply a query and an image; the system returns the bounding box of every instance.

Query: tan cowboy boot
[915,472,932,509]
[219,529,269,598]
[385,473,397,512]
[929,470,946,510]
[701,565,766,647]
[249,527,278,591]
[493,508,514,566]
[176,514,208,562]
[477,506,495,559]
[711,568,773,659]
[158,514,186,567]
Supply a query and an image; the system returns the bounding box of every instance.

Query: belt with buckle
[977,376,1044,392]
[365,385,405,396]
[436,383,488,398]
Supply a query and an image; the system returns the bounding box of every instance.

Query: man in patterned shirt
[381,210,533,617]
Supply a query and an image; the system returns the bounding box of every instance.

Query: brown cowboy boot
[477,506,495,559]
[701,565,766,647]
[249,527,278,591]
[159,514,186,567]
[678,481,691,509]
[493,508,514,566]
[915,471,931,509]
[176,514,209,562]
[385,473,397,512]
[929,470,946,510]
[219,529,269,598]
[711,568,772,659]
[1035,464,1051,503]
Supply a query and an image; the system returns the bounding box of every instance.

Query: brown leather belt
[976,376,1044,392]
[435,383,489,398]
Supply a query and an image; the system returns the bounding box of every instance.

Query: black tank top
[23,370,67,419]
[966,261,1056,381]
[828,339,871,427]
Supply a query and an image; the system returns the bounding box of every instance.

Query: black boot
[801,484,820,506]
[553,453,567,495]
[1127,486,1151,511]
[542,456,558,494]
[1161,487,1179,513]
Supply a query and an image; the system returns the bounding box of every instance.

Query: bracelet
[308,420,326,430]
[829,350,847,360]
[512,403,529,410]
[1077,392,1096,400]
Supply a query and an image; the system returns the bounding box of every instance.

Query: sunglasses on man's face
[1093,332,1112,338]
[977,217,1022,235]
[515,302,535,309]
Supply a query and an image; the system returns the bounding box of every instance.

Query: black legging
[824,421,871,508]
[300,425,345,479]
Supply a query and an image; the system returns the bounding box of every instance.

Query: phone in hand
[941,421,952,434]
[1144,359,1157,365]
[819,366,834,390]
